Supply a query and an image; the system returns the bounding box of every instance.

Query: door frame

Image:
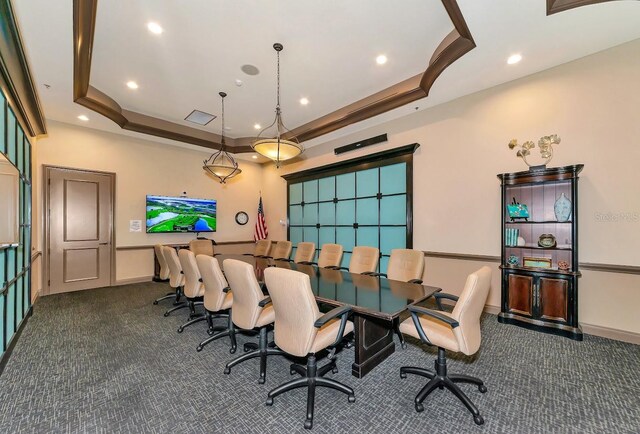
[42,165,116,295]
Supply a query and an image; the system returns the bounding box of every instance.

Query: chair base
[223,326,284,384]
[153,292,175,305]
[176,299,207,333]
[266,353,355,430]
[197,313,237,354]
[400,347,486,426]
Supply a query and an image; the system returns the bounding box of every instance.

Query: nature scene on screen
[146,195,217,233]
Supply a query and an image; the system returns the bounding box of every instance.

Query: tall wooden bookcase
[498,165,584,341]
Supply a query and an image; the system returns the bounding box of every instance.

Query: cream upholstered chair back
[196,255,229,312]
[271,241,292,260]
[294,242,316,264]
[451,266,492,355]
[349,246,379,274]
[189,239,214,257]
[264,267,321,357]
[387,249,424,282]
[317,244,343,268]
[178,249,204,298]
[223,259,268,330]
[154,244,170,280]
[254,239,272,257]
[163,246,184,289]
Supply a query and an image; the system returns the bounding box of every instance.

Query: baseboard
[113,275,154,286]
[0,306,33,376]
[483,304,500,315]
[580,322,640,345]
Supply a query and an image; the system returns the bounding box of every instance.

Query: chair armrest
[314,305,352,348]
[325,265,340,270]
[274,258,292,262]
[241,253,254,256]
[408,305,459,328]
[299,261,317,266]
[222,286,230,293]
[258,296,272,307]
[362,271,386,277]
[408,279,423,284]
[433,292,459,311]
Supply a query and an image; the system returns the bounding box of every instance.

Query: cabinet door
[538,277,569,322]
[507,274,534,317]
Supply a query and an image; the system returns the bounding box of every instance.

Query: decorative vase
[554,193,572,222]
[517,236,526,247]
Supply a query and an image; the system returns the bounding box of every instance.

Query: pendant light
[203,92,241,183]
[252,43,303,168]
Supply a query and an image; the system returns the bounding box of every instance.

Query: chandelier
[203,92,241,183]
[252,43,303,168]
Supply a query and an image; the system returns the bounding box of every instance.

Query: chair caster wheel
[196,345,203,352]
[438,385,444,390]
[163,312,170,317]
[207,329,214,336]
[332,366,339,374]
[223,367,231,375]
[415,403,424,413]
[177,327,184,333]
[265,397,273,406]
[348,395,355,403]
[304,419,313,430]
[478,384,487,393]
[153,301,158,305]
[400,342,407,350]
[400,372,407,379]
[474,415,484,425]
[290,369,297,375]
[258,377,266,385]
[229,347,237,354]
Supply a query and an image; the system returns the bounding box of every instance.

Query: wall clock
[235,211,249,225]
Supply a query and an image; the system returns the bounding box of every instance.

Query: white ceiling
[12,0,640,150]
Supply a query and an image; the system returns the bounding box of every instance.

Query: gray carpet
[0,282,638,434]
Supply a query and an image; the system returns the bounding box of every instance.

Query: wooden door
[506,274,534,317]
[47,167,113,294]
[538,277,569,322]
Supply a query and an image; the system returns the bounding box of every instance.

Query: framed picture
[523,256,552,269]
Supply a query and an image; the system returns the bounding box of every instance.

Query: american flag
[254,196,268,241]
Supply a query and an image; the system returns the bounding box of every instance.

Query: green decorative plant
[508,134,560,168]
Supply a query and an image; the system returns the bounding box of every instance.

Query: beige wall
[262,39,640,338]
[33,121,263,290]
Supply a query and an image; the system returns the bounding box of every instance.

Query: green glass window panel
[380,163,406,195]
[318,177,335,201]
[356,198,378,225]
[318,202,335,225]
[380,195,406,225]
[16,277,23,325]
[336,200,355,225]
[336,173,355,199]
[356,168,378,197]
[24,229,30,267]
[357,227,378,249]
[17,128,24,174]
[6,248,16,281]
[0,294,3,351]
[0,250,4,284]
[290,227,303,246]
[302,203,318,225]
[303,227,318,246]
[290,246,297,259]
[380,227,406,253]
[336,227,355,252]
[17,235,24,272]
[6,283,15,339]
[289,183,303,204]
[303,180,318,203]
[340,252,352,270]
[319,227,335,247]
[289,205,303,225]
[380,256,389,275]
[25,138,31,180]
[7,108,17,163]
[0,93,5,154]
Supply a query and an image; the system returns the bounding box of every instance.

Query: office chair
[195,255,236,353]
[308,243,343,268]
[269,240,292,260]
[399,266,492,425]
[161,246,189,317]
[152,244,176,305]
[293,242,316,264]
[222,259,285,384]
[175,249,209,333]
[263,267,355,429]
[331,246,379,274]
[189,238,215,257]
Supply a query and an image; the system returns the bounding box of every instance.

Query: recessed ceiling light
[299,97,309,106]
[147,22,163,35]
[126,81,139,89]
[254,123,261,130]
[376,55,388,65]
[77,115,89,121]
[252,155,258,159]
[235,79,243,87]
[507,54,522,65]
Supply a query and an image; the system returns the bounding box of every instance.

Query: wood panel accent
[507,274,533,316]
[0,0,47,137]
[539,277,568,321]
[72,0,475,149]
[546,0,625,15]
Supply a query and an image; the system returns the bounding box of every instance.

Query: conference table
[216,254,441,378]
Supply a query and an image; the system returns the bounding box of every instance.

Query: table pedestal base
[351,315,395,378]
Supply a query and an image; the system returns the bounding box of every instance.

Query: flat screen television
[146,195,217,233]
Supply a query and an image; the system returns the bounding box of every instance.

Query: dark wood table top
[216,254,440,321]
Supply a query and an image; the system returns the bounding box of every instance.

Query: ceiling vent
[184,110,216,126]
